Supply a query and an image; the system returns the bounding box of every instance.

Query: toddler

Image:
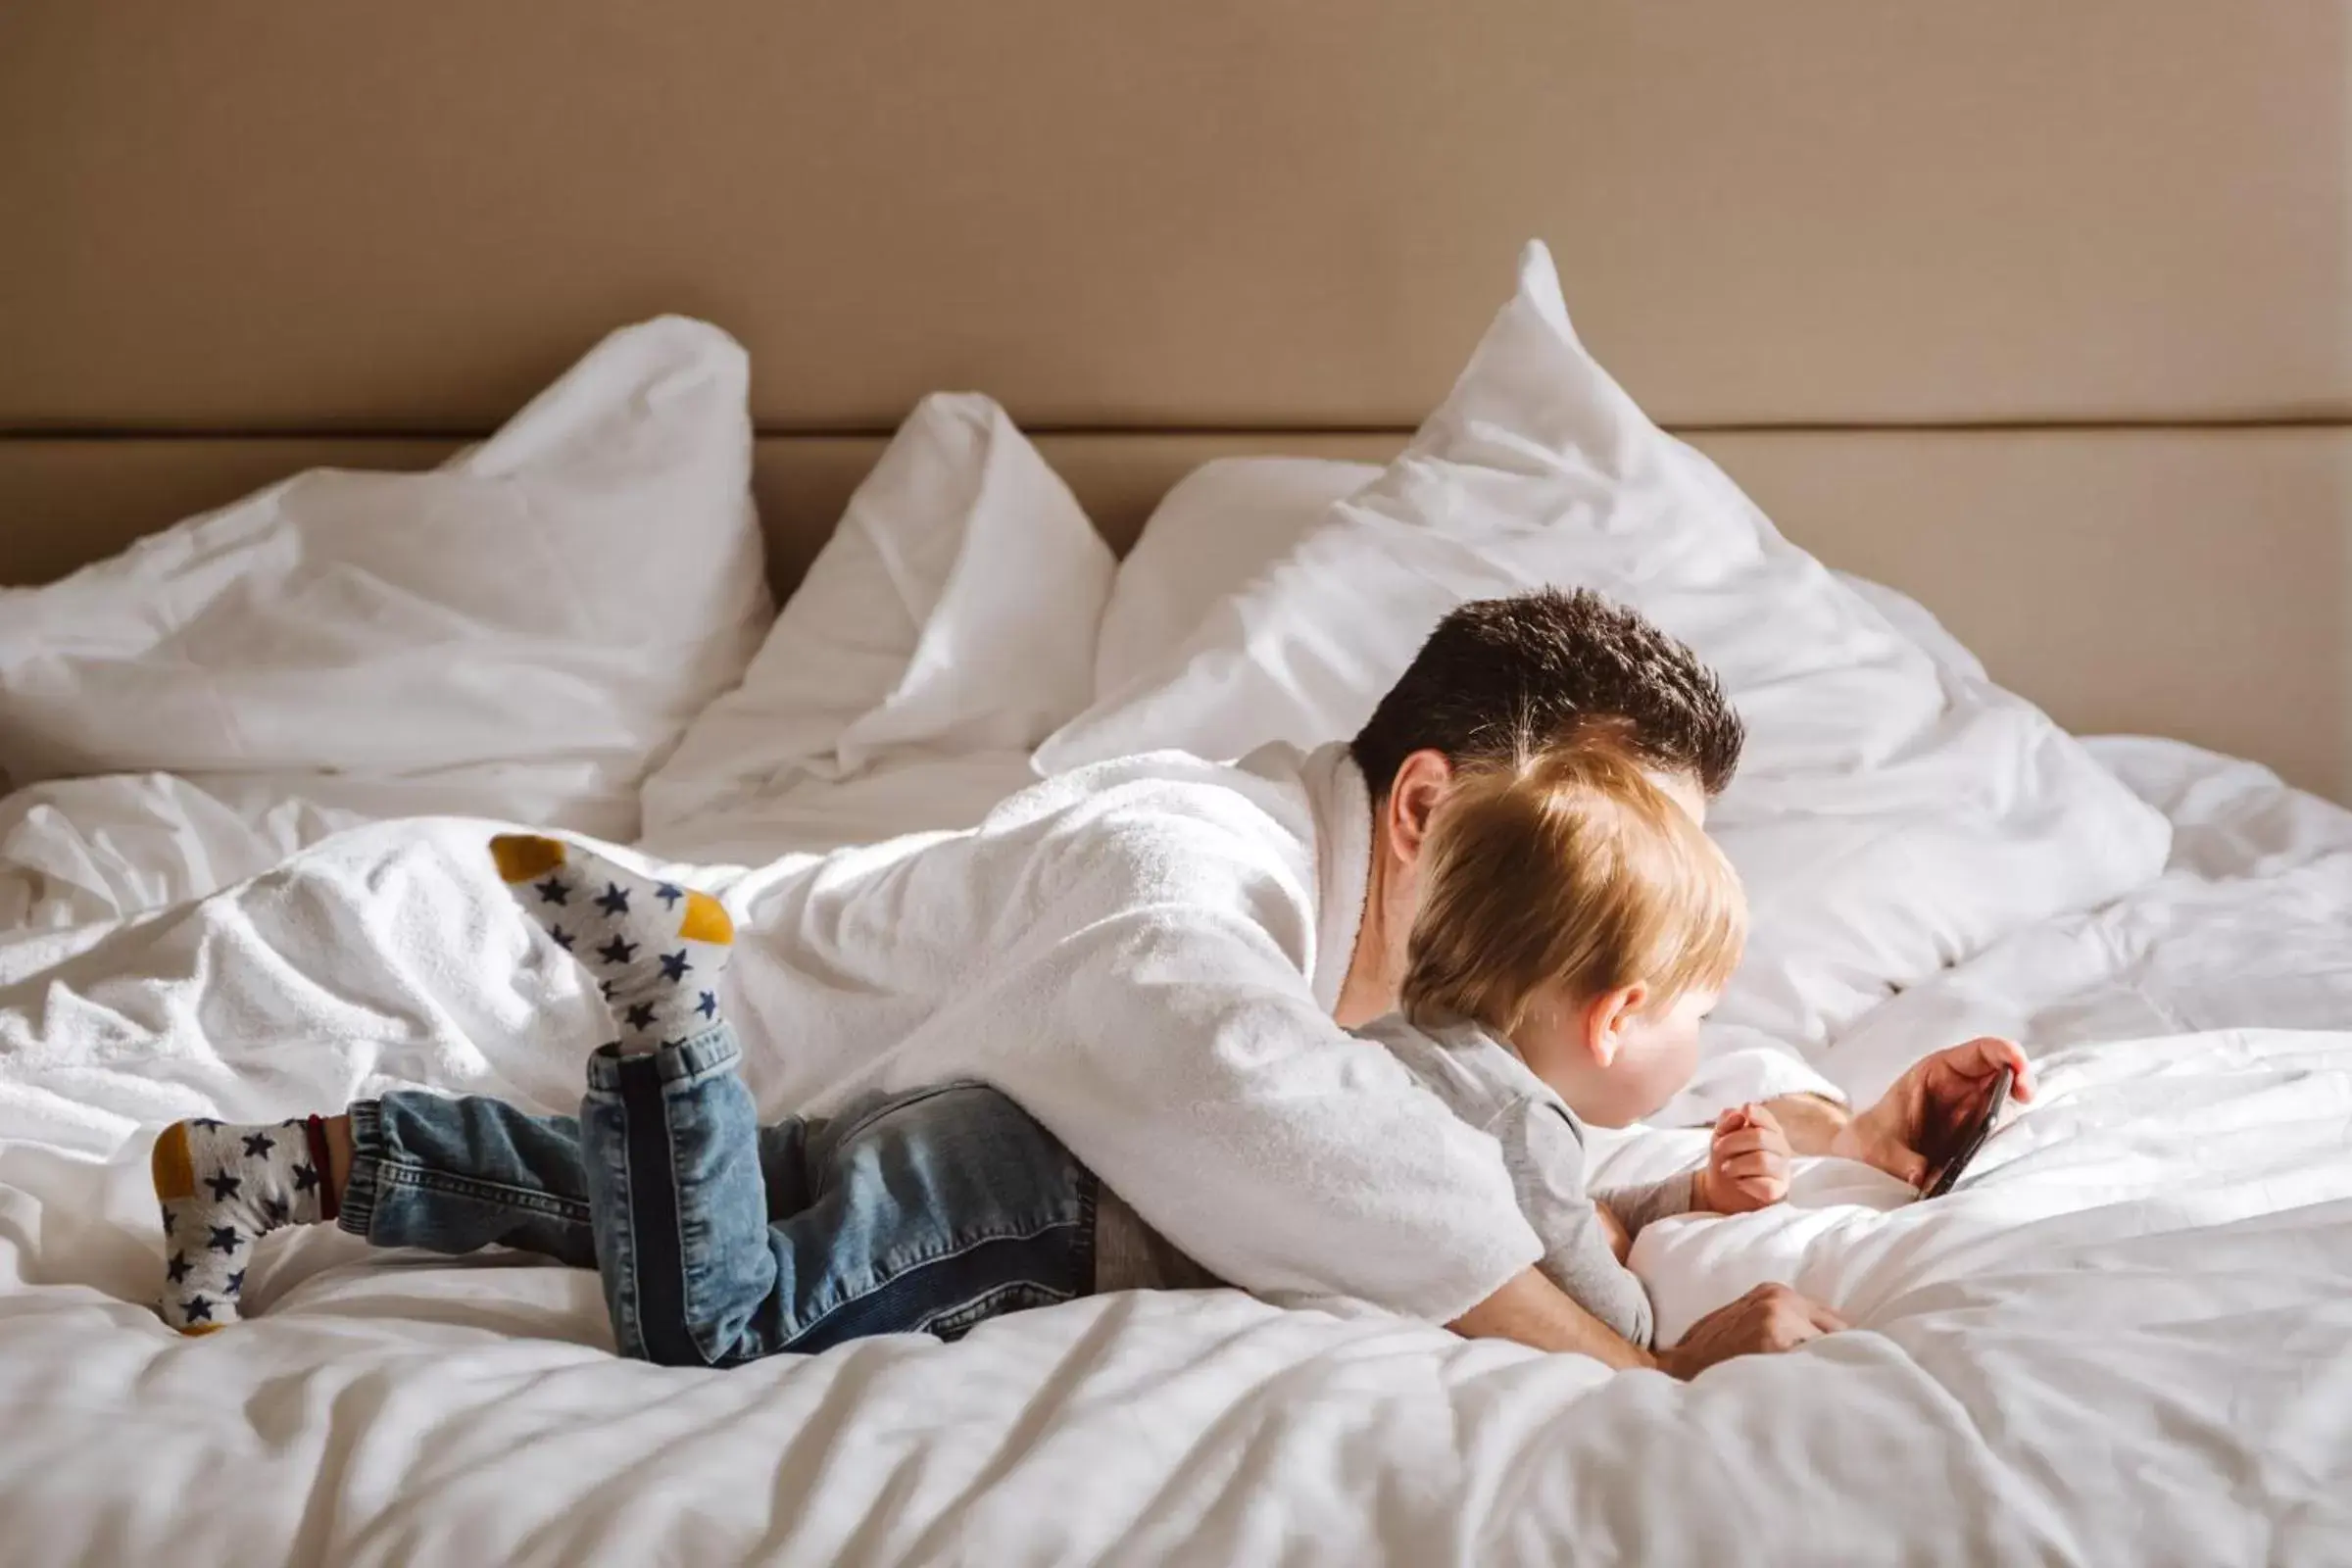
[1358,734,1788,1348]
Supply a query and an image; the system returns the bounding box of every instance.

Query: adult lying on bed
[153,720,1841,1371]
[180,588,2027,1373]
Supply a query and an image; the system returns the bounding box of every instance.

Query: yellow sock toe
[678,890,734,946]
[151,1123,195,1202]
[490,834,568,884]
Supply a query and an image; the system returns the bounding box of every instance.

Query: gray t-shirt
[1348,1011,1694,1347]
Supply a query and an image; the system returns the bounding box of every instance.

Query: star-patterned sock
[150,1116,329,1334]
[488,834,734,1053]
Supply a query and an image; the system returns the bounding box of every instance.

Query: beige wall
[1,3,2345,796]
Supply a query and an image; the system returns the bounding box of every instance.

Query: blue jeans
[340,1024,1099,1362]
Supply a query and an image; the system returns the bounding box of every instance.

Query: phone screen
[1919,1066,2014,1200]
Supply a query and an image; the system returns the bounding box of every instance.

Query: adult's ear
[1382,749,1456,867]
[1582,984,1648,1069]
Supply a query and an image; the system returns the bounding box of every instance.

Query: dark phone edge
[1919,1066,2015,1200]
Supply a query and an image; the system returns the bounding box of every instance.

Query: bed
[5,5,2352,1564]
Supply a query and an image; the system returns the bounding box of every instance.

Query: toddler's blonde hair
[1399,724,1747,1035]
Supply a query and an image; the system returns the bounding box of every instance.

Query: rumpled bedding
[0,736,2347,1565]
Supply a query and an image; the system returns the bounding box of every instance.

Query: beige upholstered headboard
[4,4,2347,798]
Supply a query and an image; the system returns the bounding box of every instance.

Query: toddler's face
[1592,985,1716,1124]
[1511,982,1719,1128]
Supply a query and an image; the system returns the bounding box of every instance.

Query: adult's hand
[1834,1036,2035,1189]
[1449,1266,1651,1370]
[1653,1283,1846,1379]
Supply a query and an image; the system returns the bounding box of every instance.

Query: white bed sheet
[0,752,1039,934]
[635,750,1048,866]
[0,738,2348,1564]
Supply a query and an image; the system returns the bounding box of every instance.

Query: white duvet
[1,737,2349,1565]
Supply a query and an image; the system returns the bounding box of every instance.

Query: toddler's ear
[1582,983,1647,1068]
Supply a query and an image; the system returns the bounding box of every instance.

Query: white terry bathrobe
[714,743,1545,1321]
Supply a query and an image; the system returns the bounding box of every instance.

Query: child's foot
[489,835,734,1053]
[150,1117,331,1334]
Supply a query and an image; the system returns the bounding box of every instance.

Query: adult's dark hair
[1350,589,1743,802]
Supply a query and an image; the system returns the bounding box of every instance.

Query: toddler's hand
[1699,1103,1791,1215]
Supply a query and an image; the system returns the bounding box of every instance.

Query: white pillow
[1040,242,2171,1078]
[1100,455,1985,698]
[0,318,770,839]
[1095,457,1384,698]
[641,392,1113,833]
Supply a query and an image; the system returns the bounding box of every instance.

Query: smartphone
[1919,1067,2014,1200]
